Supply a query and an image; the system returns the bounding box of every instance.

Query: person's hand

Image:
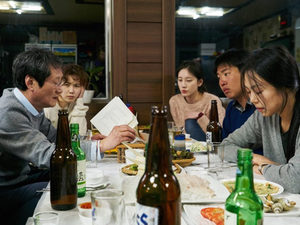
[79,86,85,98]
[99,125,136,152]
[252,154,279,175]
[91,133,106,140]
[252,154,278,166]
[253,164,261,175]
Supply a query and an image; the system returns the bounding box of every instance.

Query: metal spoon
[37,182,111,192]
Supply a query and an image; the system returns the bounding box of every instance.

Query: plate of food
[260,193,300,216]
[183,204,224,225]
[221,179,284,196]
[190,141,207,153]
[121,163,182,176]
[176,173,230,203]
[172,149,195,167]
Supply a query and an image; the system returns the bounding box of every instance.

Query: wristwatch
[258,163,269,175]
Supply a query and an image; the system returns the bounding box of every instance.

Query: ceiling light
[176,6,234,19]
[0,1,47,14]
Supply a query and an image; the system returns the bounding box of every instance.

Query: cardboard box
[63,31,77,44]
[39,27,48,43]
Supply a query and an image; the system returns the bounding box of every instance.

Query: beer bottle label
[206,131,212,143]
[224,210,237,224]
[136,203,159,225]
[77,159,86,189]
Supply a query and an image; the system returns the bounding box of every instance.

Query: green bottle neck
[235,159,255,191]
[71,129,80,150]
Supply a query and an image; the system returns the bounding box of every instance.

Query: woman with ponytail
[223,46,300,193]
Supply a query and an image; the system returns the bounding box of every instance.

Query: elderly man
[0,48,135,225]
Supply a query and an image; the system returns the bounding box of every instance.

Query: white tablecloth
[30,154,300,225]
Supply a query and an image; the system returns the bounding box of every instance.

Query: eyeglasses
[46,79,63,87]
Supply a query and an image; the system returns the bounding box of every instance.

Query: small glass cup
[91,189,125,225]
[33,211,59,225]
[207,142,223,171]
[167,121,184,147]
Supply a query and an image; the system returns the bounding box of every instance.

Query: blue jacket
[222,100,263,155]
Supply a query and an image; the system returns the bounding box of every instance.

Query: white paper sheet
[90,97,138,136]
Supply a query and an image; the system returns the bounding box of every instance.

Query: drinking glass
[91,189,125,225]
[207,142,225,172]
[167,121,184,147]
[33,211,59,225]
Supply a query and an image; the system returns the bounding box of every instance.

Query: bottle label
[77,159,86,189]
[136,202,159,225]
[225,210,237,225]
[206,131,212,143]
[72,133,79,142]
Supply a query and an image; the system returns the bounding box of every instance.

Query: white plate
[183,194,300,218]
[221,179,284,196]
[264,193,300,217]
[183,204,223,225]
[122,173,229,205]
[177,173,230,203]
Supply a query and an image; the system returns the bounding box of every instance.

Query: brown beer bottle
[50,110,77,210]
[136,106,181,225]
[206,100,222,143]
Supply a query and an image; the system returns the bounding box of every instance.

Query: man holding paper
[0,48,135,225]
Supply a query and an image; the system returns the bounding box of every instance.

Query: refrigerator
[25,43,77,64]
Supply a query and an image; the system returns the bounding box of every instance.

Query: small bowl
[172,157,196,167]
[78,202,92,225]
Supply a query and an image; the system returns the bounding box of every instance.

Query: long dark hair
[241,46,300,160]
[176,60,206,93]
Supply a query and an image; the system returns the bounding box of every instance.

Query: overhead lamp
[176,6,234,19]
[0,1,52,15]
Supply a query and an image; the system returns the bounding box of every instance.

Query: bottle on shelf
[225,148,263,225]
[70,123,86,197]
[136,106,181,225]
[206,100,222,143]
[50,110,77,210]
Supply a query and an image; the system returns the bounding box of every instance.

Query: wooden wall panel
[127,0,162,22]
[127,63,162,102]
[162,0,175,117]
[127,23,162,63]
[134,102,161,125]
[111,0,175,125]
[112,0,127,98]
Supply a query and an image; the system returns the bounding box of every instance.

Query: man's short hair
[215,49,250,74]
[62,64,89,88]
[13,48,62,90]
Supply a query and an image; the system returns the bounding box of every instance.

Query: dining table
[27,149,300,225]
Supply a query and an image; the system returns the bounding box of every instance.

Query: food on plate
[191,141,207,152]
[130,164,138,171]
[79,202,92,209]
[122,163,181,176]
[260,194,296,213]
[176,173,215,200]
[172,149,194,160]
[200,207,224,225]
[223,180,280,195]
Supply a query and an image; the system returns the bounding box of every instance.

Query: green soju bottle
[70,123,86,197]
[225,148,263,225]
